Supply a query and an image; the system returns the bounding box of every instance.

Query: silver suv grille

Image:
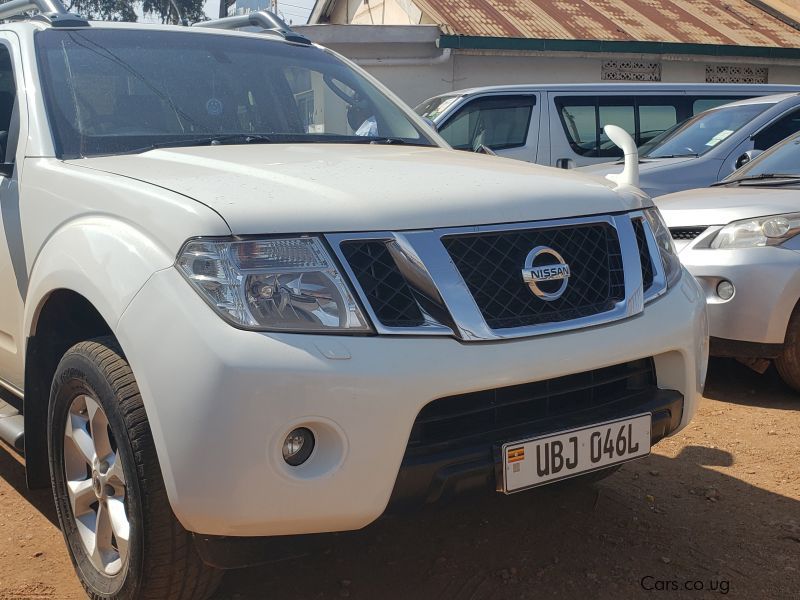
[441,224,624,329]
[328,213,665,342]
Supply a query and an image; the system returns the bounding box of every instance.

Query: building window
[601,60,661,82]
[705,65,768,84]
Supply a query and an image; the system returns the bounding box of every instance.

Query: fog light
[717,280,734,300]
[282,428,315,466]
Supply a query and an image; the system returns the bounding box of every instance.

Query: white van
[415,83,800,168]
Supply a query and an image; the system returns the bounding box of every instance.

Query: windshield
[35,29,435,158]
[415,94,461,122]
[641,103,770,159]
[728,132,800,179]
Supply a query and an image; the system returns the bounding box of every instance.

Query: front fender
[25,216,176,336]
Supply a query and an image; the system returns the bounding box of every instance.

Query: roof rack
[193,10,310,45]
[0,0,88,26]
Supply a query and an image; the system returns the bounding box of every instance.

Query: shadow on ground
[704,357,800,411]
[0,443,58,528]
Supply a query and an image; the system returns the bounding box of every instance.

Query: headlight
[710,213,800,249]
[176,236,371,332]
[643,208,681,288]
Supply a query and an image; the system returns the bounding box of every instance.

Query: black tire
[48,337,222,600]
[775,308,800,393]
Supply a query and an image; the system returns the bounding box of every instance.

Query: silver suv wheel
[64,394,130,576]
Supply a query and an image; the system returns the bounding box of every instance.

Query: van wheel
[775,309,800,393]
[48,337,222,600]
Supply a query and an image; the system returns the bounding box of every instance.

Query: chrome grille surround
[327,211,667,342]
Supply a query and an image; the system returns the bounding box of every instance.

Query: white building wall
[295,25,800,107]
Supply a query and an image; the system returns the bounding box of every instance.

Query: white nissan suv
[0,5,707,599]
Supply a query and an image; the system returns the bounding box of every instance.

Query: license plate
[501,414,651,493]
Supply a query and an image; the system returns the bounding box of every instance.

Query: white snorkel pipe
[603,124,639,188]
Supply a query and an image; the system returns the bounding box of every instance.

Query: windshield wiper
[714,173,800,186]
[643,153,698,159]
[128,134,274,154]
[369,137,408,145]
[347,137,430,146]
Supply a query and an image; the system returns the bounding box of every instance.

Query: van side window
[438,95,535,151]
[559,102,595,154]
[0,46,16,164]
[557,96,680,157]
[557,95,749,158]
[753,107,800,151]
[639,105,677,145]
[598,102,634,157]
[693,98,740,114]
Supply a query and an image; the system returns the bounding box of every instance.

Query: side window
[557,96,682,157]
[438,95,535,151]
[598,101,634,157]
[639,105,677,145]
[693,97,741,115]
[0,45,16,164]
[753,108,800,151]
[559,102,596,155]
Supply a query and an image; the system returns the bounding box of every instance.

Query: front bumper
[678,245,800,345]
[116,267,706,537]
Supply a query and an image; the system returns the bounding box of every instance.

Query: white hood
[70,144,638,234]
[657,185,800,227]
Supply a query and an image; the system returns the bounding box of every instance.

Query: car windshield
[35,29,435,158]
[641,102,770,159]
[415,94,461,122]
[727,132,800,179]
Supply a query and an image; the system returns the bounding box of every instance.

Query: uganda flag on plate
[507,446,525,463]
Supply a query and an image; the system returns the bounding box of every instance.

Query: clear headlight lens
[176,236,371,332]
[710,213,800,249]
[643,207,682,288]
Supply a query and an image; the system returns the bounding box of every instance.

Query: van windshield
[35,29,435,158]
[641,103,769,159]
[415,94,462,122]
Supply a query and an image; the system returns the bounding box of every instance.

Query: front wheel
[775,307,800,394]
[48,337,222,600]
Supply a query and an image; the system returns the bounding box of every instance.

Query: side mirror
[603,125,639,188]
[555,158,575,169]
[0,163,13,178]
[735,149,762,170]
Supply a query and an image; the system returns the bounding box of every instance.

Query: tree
[63,0,208,24]
[65,0,137,21]
[141,0,206,24]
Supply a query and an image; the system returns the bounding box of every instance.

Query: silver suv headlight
[643,208,682,288]
[710,213,800,249]
[176,236,371,332]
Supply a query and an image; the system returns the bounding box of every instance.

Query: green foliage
[65,0,137,21]
[142,0,207,24]
[64,0,209,24]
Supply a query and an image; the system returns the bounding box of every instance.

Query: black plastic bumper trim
[710,336,782,359]
[387,388,683,511]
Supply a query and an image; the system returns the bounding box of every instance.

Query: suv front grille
[633,218,655,291]
[406,358,656,456]
[669,227,706,241]
[340,240,424,327]
[332,214,662,339]
[442,223,624,329]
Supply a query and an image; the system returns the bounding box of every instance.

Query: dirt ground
[1,358,799,599]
